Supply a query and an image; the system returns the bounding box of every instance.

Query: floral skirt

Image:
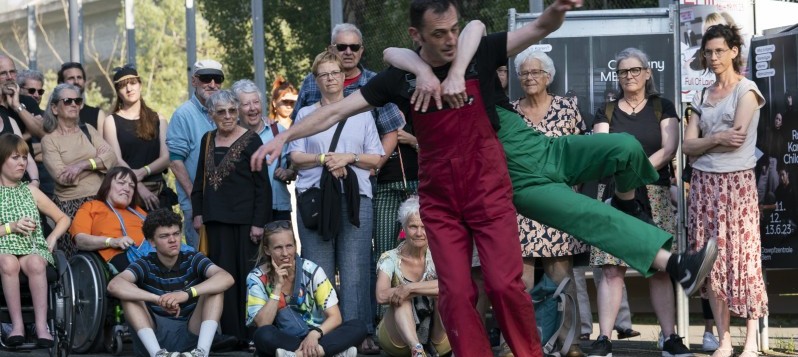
[688,169,768,319]
[53,195,95,258]
[591,185,676,268]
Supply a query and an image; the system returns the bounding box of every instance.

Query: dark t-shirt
[127,251,213,318]
[594,96,679,186]
[360,32,510,131]
[113,114,162,182]
[80,104,101,130]
[0,95,43,136]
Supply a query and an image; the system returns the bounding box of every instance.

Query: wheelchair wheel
[69,252,108,353]
[51,250,74,357]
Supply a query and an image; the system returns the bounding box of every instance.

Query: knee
[602,266,626,281]
[0,256,21,275]
[253,325,281,350]
[21,256,47,276]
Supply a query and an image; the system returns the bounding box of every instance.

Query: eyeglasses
[316,70,343,81]
[25,88,45,96]
[0,69,17,78]
[60,97,84,106]
[334,43,361,52]
[213,107,238,117]
[264,220,292,231]
[278,100,296,107]
[702,48,730,59]
[616,67,644,78]
[197,74,224,84]
[518,70,547,79]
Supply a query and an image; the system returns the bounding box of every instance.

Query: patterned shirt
[126,251,213,318]
[291,64,404,135]
[246,257,337,327]
[377,241,437,288]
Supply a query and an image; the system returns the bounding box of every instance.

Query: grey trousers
[573,267,633,335]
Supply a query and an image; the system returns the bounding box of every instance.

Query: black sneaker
[609,197,655,226]
[668,238,718,296]
[662,334,694,357]
[588,335,612,357]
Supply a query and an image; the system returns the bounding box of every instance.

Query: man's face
[21,78,44,104]
[62,68,85,92]
[151,225,182,259]
[331,31,364,73]
[0,57,17,85]
[191,74,223,103]
[410,5,460,67]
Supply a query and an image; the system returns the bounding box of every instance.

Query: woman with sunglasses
[102,67,171,212]
[41,83,117,257]
[269,76,298,129]
[683,25,767,357]
[246,220,367,357]
[192,89,271,345]
[289,50,383,353]
[590,48,688,357]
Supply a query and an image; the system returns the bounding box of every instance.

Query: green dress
[0,183,53,265]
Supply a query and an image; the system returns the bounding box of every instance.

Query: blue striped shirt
[127,251,213,318]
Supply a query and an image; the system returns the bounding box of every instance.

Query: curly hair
[142,209,182,240]
[700,24,744,74]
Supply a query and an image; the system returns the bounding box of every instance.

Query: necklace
[624,97,646,116]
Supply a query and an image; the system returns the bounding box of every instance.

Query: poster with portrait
[751,28,798,269]
[679,0,755,102]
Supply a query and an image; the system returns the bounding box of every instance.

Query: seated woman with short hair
[376,196,450,357]
[70,166,147,272]
[246,220,367,357]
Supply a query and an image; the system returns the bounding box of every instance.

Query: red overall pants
[412,79,541,357]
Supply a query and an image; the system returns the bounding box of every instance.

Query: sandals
[615,328,641,339]
[358,336,381,355]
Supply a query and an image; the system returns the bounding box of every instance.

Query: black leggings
[253,320,367,357]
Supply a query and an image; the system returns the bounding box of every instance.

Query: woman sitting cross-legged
[376,196,450,357]
[246,220,367,357]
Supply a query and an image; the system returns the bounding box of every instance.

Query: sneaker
[182,348,206,357]
[154,350,181,357]
[609,197,655,226]
[275,348,297,357]
[702,332,720,352]
[668,238,718,296]
[332,346,358,357]
[587,335,612,357]
[657,332,665,350]
[498,341,514,357]
[662,334,693,357]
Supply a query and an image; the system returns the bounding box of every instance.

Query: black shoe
[587,335,612,357]
[610,197,655,226]
[668,239,718,296]
[662,334,693,357]
[5,334,24,347]
[210,334,238,352]
[36,337,54,348]
[614,328,640,340]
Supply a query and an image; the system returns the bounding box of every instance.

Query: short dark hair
[410,0,458,30]
[95,166,141,208]
[700,24,743,74]
[57,62,86,84]
[142,209,182,241]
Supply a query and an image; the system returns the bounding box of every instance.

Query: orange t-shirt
[69,200,147,262]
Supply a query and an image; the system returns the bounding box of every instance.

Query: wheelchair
[69,251,129,355]
[0,250,75,357]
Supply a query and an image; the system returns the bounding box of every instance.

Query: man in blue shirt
[107,209,234,357]
[167,60,223,249]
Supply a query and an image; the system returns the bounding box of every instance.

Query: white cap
[193,60,224,76]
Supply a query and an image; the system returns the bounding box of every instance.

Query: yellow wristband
[319,153,326,165]
[190,287,198,298]
[88,158,97,170]
[105,237,112,248]
[4,223,11,235]
[269,293,280,301]
[144,165,152,175]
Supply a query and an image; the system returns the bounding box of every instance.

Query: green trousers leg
[496,106,672,276]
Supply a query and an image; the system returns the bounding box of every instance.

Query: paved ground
[4,321,797,356]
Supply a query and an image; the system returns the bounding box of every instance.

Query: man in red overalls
[253,1,583,356]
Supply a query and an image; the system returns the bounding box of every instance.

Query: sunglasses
[264,220,292,231]
[60,97,84,106]
[197,74,224,84]
[26,88,45,96]
[334,43,362,52]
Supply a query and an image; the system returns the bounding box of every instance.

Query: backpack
[531,275,577,357]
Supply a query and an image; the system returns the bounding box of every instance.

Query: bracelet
[30,178,40,182]
[309,325,324,338]
[144,165,152,175]
[4,223,11,235]
[105,237,112,248]
[318,153,326,166]
[88,158,97,170]
[190,287,198,298]
[269,293,280,301]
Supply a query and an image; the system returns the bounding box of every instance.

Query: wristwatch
[353,153,360,163]
[16,103,26,113]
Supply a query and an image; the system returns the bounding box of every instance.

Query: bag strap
[327,118,348,152]
[542,277,576,357]
[269,123,282,168]
[202,133,211,193]
[396,146,409,192]
[652,96,663,121]
[79,122,92,141]
[604,101,616,125]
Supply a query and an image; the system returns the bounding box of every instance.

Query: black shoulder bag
[297,119,348,230]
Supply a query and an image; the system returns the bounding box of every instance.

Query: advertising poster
[679,0,755,102]
[511,34,677,126]
[752,29,798,269]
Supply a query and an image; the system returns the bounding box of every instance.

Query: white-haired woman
[589,47,688,357]
[376,196,450,357]
[231,79,295,220]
